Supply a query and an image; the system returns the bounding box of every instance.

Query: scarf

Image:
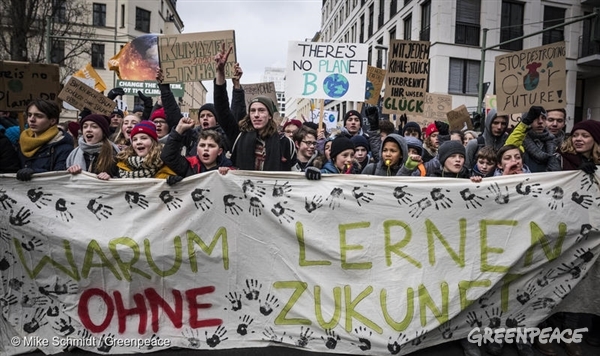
[118,156,159,178]
[232,131,283,171]
[67,137,120,172]
[522,129,556,163]
[19,126,60,157]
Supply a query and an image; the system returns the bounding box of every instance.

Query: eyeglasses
[302,141,317,147]
[153,120,167,125]
[284,130,296,134]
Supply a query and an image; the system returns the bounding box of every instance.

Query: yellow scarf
[19,126,60,158]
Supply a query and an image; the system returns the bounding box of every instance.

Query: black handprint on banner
[124,191,149,209]
[0,227,10,244]
[0,252,15,271]
[205,325,228,348]
[572,192,593,209]
[536,268,557,287]
[9,207,31,226]
[21,236,42,251]
[580,174,598,192]
[87,197,113,220]
[223,194,242,215]
[0,293,18,312]
[243,279,261,301]
[271,201,295,224]
[466,311,482,327]
[304,195,323,213]
[321,329,341,349]
[23,307,48,333]
[485,307,503,328]
[411,330,427,346]
[272,180,292,198]
[409,197,432,218]
[27,188,52,208]
[576,224,595,243]
[159,190,182,211]
[553,284,572,300]
[21,292,49,308]
[557,262,583,281]
[487,182,510,204]
[351,326,373,351]
[387,333,409,355]
[460,187,485,209]
[55,198,75,222]
[393,185,413,205]
[248,197,264,217]
[39,279,77,295]
[430,188,453,210]
[505,313,526,328]
[262,327,286,343]
[224,292,242,311]
[516,178,542,197]
[52,316,75,336]
[516,281,538,305]
[97,333,114,353]
[182,328,201,348]
[352,185,374,206]
[46,305,59,317]
[236,315,254,336]
[478,288,497,309]
[438,320,458,339]
[574,247,595,263]
[546,186,564,210]
[259,293,279,316]
[326,187,345,210]
[295,326,315,347]
[242,180,265,199]
[143,334,161,350]
[0,189,17,210]
[532,297,557,311]
[6,277,24,291]
[191,188,212,211]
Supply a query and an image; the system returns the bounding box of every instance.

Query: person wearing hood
[362,134,408,176]
[465,108,509,169]
[342,108,382,163]
[16,99,74,181]
[398,140,470,178]
[493,144,532,176]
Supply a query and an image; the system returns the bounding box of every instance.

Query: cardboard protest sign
[58,76,116,116]
[116,80,185,97]
[73,63,107,92]
[158,30,236,83]
[108,34,160,81]
[310,109,339,130]
[446,104,473,131]
[406,93,452,128]
[243,81,281,124]
[1,170,599,355]
[383,40,430,114]
[188,108,199,125]
[365,65,386,105]
[495,42,566,115]
[62,76,95,111]
[0,61,60,111]
[486,94,522,130]
[286,41,368,101]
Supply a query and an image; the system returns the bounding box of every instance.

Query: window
[53,0,67,23]
[359,14,365,42]
[376,38,384,68]
[448,58,480,95]
[404,15,412,40]
[92,44,105,68]
[121,4,125,27]
[368,4,374,37]
[50,40,64,64]
[389,26,396,41]
[135,7,151,33]
[391,0,398,16]
[93,3,106,26]
[405,0,412,5]
[368,46,372,66]
[455,0,480,46]
[378,0,385,28]
[420,1,431,41]
[543,6,565,45]
[500,1,524,50]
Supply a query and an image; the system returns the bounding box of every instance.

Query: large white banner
[0,171,599,355]
[286,41,368,101]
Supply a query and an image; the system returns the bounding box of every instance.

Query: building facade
[311,0,600,130]
[261,67,287,117]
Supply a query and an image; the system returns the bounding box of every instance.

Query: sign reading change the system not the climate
[286,42,368,101]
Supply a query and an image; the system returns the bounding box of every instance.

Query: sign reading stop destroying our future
[0,61,60,111]
[286,42,368,101]
[116,80,186,97]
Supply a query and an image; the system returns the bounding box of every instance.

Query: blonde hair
[116,139,164,167]
[561,136,600,164]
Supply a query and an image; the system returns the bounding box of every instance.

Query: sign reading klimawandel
[286,41,368,101]
[0,171,599,355]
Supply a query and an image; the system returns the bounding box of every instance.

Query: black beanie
[343,110,362,127]
[199,103,217,117]
[250,96,278,117]
[402,121,422,139]
[438,140,465,166]
[572,120,600,144]
[330,136,355,160]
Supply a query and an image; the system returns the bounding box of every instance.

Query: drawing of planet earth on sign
[323,74,349,98]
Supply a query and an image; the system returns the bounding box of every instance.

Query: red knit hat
[150,107,165,121]
[130,121,158,141]
[572,120,600,144]
[425,123,438,138]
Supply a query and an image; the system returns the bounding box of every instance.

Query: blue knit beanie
[5,126,20,145]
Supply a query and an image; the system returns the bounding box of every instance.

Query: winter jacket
[465,109,508,169]
[362,134,408,176]
[18,130,73,173]
[0,130,20,173]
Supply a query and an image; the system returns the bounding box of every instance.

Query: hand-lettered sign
[486,94,522,130]
[243,81,281,123]
[405,93,452,128]
[116,80,185,97]
[495,42,566,115]
[310,109,339,130]
[58,77,116,116]
[158,30,237,83]
[286,41,368,101]
[0,61,60,111]
[383,40,430,114]
[446,104,473,131]
[365,66,386,105]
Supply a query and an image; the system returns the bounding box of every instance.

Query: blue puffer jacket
[18,131,74,172]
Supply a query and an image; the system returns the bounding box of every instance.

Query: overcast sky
[177,0,322,102]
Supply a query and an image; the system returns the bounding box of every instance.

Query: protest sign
[446,104,473,131]
[1,170,599,356]
[383,40,430,114]
[188,108,199,125]
[108,34,160,81]
[485,94,522,130]
[62,76,95,111]
[58,77,116,116]
[286,42,368,101]
[310,109,339,130]
[0,61,60,111]
[73,63,107,92]
[116,80,185,97]
[243,81,281,124]
[158,30,236,83]
[495,42,566,115]
[406,93,452,128]
[365,66,386,105]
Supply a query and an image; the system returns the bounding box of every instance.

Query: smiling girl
[111,114,141,150]
[559,120,600,172]
[66,114,119,180]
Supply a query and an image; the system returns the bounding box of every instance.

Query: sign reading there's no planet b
[286,41,368,101]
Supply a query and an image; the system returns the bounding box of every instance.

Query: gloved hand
[16,168,35,181]
[435,121,450,136]
[137,91,153,108]
[522,106,546,125]
[305,166,322,180]
[579,161,598,175]
[365,106,379,131]
[166,175,184,186]
[107,88,125,100]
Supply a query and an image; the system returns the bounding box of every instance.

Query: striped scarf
[118,156,159,178]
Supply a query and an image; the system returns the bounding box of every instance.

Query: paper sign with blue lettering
[311,109,339,130]
[286,42,368,101]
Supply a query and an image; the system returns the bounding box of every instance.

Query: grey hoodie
[362,134,408,176]
[465,108,508,169]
